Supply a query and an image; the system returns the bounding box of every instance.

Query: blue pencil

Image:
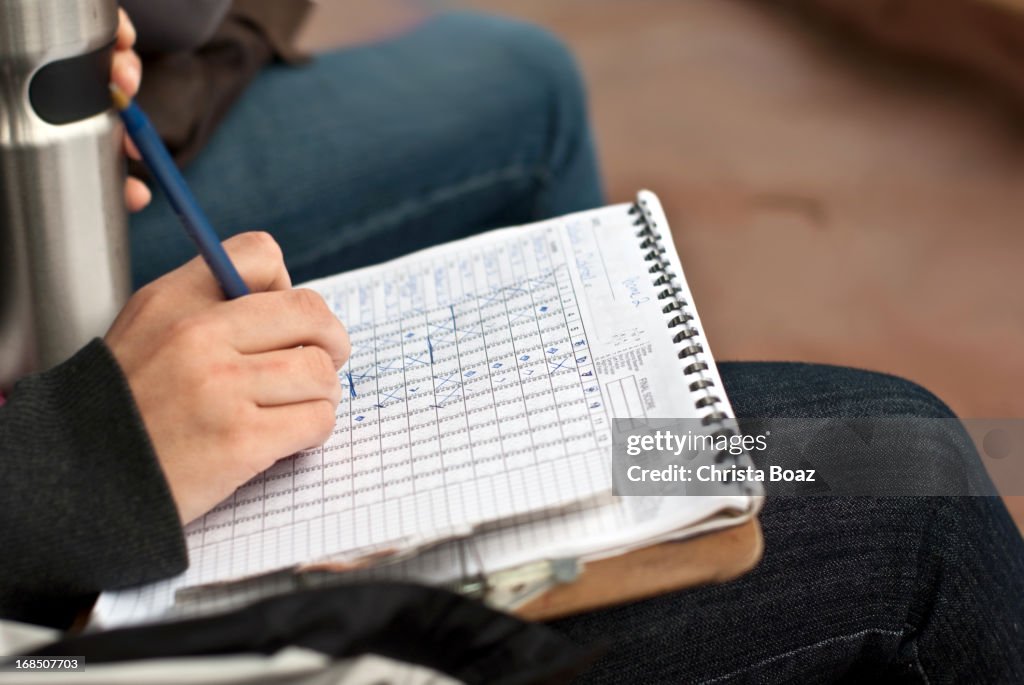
[110,84,249,300]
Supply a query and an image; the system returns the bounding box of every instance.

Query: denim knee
[835,367,957,420]
[473,14,587,106]
[719,361,958,420]
[450,13,591,171]
[720,362,985,494]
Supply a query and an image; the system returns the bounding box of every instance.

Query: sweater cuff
[12,339,188,591]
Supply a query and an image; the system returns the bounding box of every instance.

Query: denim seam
[286,162,543,270]
[530,165,555,221]
[698,627,904,685]
[911,635,932,685]
[898,496,943,684]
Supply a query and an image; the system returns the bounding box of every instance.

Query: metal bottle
[0,0,129,389]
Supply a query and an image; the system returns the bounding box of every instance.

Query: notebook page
[141,194,757,622]
[94,198,732,627]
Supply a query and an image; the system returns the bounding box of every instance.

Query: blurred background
[298,0,1024,525]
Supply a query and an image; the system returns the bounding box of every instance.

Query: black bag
[26,583,599,685]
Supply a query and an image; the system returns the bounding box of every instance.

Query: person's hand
[111,8,151,213]
[105,232,351,524]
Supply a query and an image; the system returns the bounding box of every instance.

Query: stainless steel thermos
[0,0,130,389]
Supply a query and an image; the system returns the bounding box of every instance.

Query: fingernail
[128,63,141,91]
[116,63,140,95]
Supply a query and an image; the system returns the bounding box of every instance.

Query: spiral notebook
[93,190,760,627]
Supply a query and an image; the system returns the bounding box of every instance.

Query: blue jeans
[554,363,1024,684]
[130,12,604,286]
[130,12,1024,682]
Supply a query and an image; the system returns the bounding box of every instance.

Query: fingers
[115,12,145,216]
[125,134,141,161]
[258,400,339,457]
[117,8,137,50]
[111,48,142,98]
[214,288,351,367]
[247,347,343,407]
[223,232,294,293]
[113,8,141,98]
[125,177,152,212]
[174,232,293,298]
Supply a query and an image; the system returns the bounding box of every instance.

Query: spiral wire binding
[629,198,754,489]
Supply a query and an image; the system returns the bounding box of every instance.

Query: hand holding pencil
[106,76,350,524]
[104,233,350,524]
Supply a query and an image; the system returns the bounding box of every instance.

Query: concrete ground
[300,0,1024,527]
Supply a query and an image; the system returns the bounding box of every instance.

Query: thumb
[167,232,293,306]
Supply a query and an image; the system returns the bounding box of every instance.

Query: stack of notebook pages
[93,190,762,627]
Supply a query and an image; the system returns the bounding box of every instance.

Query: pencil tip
[109,83,130,111]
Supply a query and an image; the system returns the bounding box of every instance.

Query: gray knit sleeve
[0,339,188,628]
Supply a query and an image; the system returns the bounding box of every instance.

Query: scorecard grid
[184,224,614,584]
